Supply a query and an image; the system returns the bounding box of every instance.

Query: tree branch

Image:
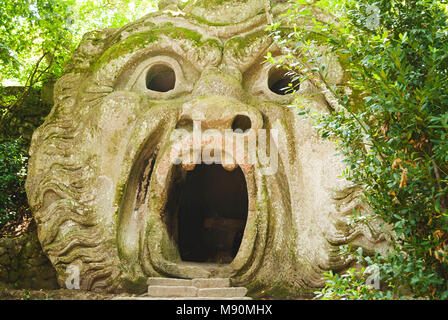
[0,51,54,133]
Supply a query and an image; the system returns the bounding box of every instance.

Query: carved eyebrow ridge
[223,28,273,72]
[100,26,224,73]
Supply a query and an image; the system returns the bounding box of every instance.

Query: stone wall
[0,83,53,142]
[0,83,57,290]
[0,231,58,289]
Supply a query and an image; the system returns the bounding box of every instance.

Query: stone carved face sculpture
[26,0,390,295]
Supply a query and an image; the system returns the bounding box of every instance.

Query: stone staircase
[116,277,251,300]
[148,277,250,299]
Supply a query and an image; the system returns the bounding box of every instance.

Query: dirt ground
[0,284,145,300]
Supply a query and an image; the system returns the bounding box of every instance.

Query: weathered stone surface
[25,0,391,296]
[0,85,53,140]
[147,285,198,297]
[198,287,247,297]
[147,277,193,286]
[0,254,10,265]
[114,296,253,300]
[192,278,230,288]
[0,267,8,281]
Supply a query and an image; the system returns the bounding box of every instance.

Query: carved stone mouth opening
[117,129,262,280]
[164,164,248,265]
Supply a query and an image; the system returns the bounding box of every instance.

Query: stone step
[192,278,230,288]
[197,287,248,298]
[147,277,231,288]
[147,285,198,297]
[114,296,253,300]
[147,277,193,287]
[145,277,249,299]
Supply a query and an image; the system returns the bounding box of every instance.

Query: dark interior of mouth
[164,164,248,264]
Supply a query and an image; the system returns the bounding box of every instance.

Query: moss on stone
[185,0,226,9]
[0,254,10,265]
[120,276,147,294]
[0,232,58,290]
[114,184,126,209]
[94,31,159,70]
[191,0,261,10]
[166,26,202,43]
[225,29,268,55]
[187,14,229,27]
[92,25,219,71]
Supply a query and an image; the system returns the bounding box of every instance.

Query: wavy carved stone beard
[25,0,391,295]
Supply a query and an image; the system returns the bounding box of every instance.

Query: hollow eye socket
[232,115,252,133]
[268,67,300,95]
[146,64,176,92]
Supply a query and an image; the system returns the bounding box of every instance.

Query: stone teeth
[222,163,237,171]
[182,162,196,171]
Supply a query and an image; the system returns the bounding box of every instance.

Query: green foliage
[0,0,74,83]
[0,2,159,233]
[316,245,408,299]
[0,0,158,85]
[269,0,448,299]
[315,268,391,300]
[0,0,158,138]
[0,138,28,227]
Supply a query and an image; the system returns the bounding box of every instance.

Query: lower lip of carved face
[163,163,248,264]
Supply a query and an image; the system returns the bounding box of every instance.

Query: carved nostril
[268,67,300,95]
[176,116,193,131]
[146,64,176,92]
[232,115,252,133]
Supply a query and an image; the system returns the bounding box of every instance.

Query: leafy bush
[315,268,391,300]
[0,138,28,227]
[0,1,157,136]
[269,0,448,299]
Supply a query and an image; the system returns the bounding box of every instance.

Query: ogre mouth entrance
[166,164,248,264]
